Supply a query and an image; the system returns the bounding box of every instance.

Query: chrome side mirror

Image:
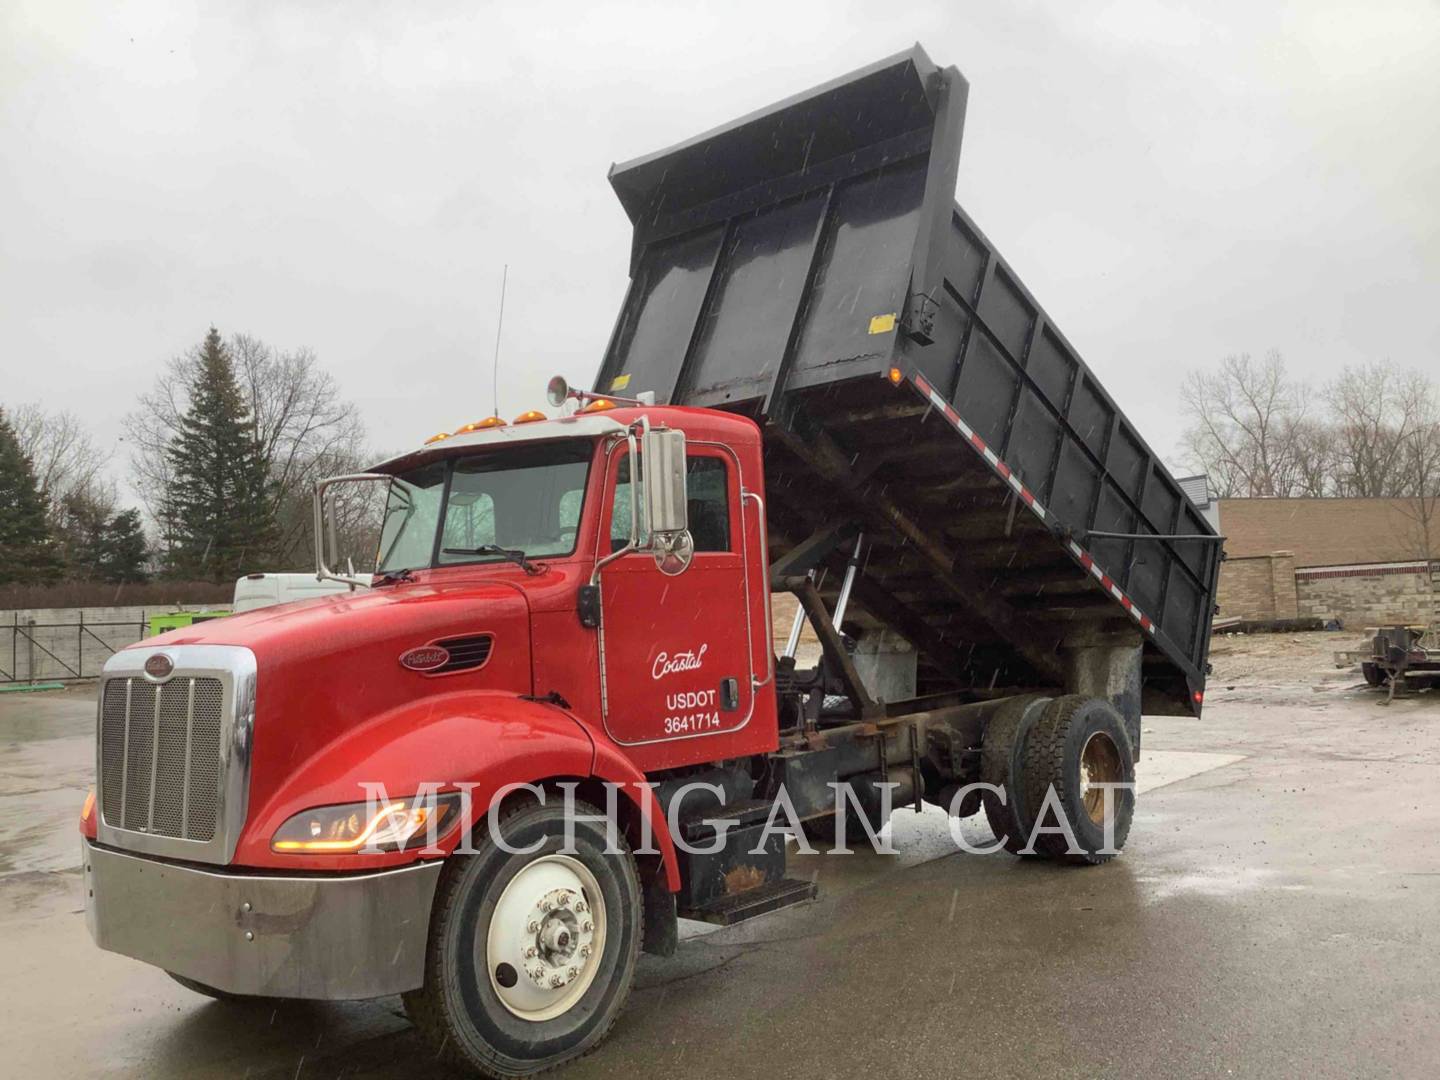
[652,530,694,576]
[642,428,692,575]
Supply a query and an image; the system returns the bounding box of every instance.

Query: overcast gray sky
[4,0,1438,506]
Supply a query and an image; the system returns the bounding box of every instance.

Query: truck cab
[83,397,786,1062]
[351,400,778,767]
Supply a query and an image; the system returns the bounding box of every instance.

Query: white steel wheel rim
[484,854,607,1022]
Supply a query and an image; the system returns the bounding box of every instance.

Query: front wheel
[404,798,643,1077]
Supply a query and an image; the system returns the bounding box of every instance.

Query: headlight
[271,793,461,853]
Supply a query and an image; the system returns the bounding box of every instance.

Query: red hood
[138,578,534,829]
[147,578,528,663]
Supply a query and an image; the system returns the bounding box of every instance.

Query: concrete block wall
[1295,563,1437,628]
[0,605,232,683]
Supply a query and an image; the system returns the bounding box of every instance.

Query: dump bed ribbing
[594,46,1219,716]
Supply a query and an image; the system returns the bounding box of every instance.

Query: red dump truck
[82,47,1220,1076]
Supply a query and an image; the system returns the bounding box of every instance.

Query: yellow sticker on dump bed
[868,313,897,335]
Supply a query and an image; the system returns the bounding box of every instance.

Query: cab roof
[369,404,760,476]
[370,413,627,475]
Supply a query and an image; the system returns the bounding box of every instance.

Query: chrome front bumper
[84,840,443,1000]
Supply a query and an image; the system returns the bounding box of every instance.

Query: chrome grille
[99,675,226,842]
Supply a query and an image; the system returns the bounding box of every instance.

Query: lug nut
[574,901,586,913]
[527,920,539,933]
[582,920,593,932]
[579,945,591,959]
[550,975,564,988]
[557,894,569,907]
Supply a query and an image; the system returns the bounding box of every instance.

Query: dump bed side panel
[596,46,1218,714]
[897,203,1221,697]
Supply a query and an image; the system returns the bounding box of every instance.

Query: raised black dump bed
[595,46,1219,716]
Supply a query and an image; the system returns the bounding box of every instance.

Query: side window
[609,452,730,554]
[686,457,729,552]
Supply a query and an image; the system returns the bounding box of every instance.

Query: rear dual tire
[983,695,1136,864]
[980,695,1050,857]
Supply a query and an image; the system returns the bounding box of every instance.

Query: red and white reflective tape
[912,374,1049,521]
[906,371,1156,637]
[1068,541,1155,635]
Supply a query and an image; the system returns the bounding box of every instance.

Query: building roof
[1217,497,1435,567]
[1176,474,1212,509]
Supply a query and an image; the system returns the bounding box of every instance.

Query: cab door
[594,441,756,764]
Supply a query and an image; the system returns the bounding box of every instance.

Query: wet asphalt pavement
[2,679,1437,1079]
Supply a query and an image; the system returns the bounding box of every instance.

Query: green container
[147,611,230,637]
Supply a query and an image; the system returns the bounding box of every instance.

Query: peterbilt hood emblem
[400,645,450,672]
[143,653,174,680]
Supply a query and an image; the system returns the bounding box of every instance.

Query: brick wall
[1217,497,1435,565]
[1295,563,1438,627]
[1217,552,1297,621]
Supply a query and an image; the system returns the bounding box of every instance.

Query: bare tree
[1289,419,1340,498]
[8,403,112,518]
[1389,380,1440,563]
[1324,363,1431,498]
[1180,351,1314,497]
[124,332,369,570]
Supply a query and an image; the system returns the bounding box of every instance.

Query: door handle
[720,677,740,711]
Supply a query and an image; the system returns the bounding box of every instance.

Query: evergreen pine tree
[56,489,111,579]
[99,509,150,583]
[0,407,64,585]
[162,328,276,580]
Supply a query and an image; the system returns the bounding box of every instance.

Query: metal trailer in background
[595,44,1221,737]
[1352,626,1440,701]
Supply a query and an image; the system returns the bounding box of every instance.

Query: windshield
[376,441,592,573]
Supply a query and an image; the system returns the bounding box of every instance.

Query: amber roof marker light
[464,416,508,432]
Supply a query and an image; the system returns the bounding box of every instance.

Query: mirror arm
[589,430,643,586]
[313,472,389,588]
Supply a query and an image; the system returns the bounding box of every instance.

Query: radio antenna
[491,264,508,417]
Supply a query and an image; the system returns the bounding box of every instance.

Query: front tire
[405,798,642,1077]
